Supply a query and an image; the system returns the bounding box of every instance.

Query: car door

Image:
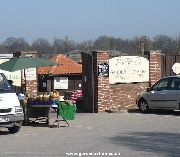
[163,78,180,110]
[148,78,169,109]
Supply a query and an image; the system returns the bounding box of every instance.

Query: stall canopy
[0,56,59,92]
[0,56,58,72]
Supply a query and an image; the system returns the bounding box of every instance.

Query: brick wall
[93,50,162,112]
[109,83,149,110]
[26,80,37,95]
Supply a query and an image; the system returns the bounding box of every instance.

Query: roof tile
[38,54,82,74]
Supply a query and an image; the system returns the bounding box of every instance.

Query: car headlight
[15,106,23,113]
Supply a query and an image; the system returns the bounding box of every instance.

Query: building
[37,54,82,96]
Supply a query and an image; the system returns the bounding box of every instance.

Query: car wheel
[138,99,149,113]
[8,126,21,134]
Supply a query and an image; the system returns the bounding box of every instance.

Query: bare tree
[17,38,30,51]
[62,36,76,54]
[0,44,8,54]
[76,40,94,53]
[31,38,52,58]
[3,37,18,53]
[153,35,174,54]
[108,37,135,55]
[2,37,30,53]
[1,34,180,56]
[173,34,180,54]
[52,37,64,54]
[93,35,110,50]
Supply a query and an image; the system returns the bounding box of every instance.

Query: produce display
[19,90,78,106]
[27,90,60,105]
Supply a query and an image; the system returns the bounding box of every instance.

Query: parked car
[0,72,24,133]
[136,75,180,113]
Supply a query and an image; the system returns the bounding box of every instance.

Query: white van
[0,72,24,133]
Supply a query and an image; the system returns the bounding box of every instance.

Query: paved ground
[0,109,180,157]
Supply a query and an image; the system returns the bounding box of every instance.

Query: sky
[0,0,180,44]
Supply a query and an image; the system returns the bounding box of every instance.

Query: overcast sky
[0,0,180,44]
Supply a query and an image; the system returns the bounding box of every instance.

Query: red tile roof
[37,54,82,75]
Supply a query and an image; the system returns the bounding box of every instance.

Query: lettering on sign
[0,59,21,86]
[98,62,109,77]
[109,56,149,84]
[54,77,68,89]
[25,68,37,80]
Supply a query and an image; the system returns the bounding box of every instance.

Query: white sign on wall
[0,59,21,86]
[54,77,68,89]
[25,68,37,80]
[172,63,180,74]
[109,56,149,84]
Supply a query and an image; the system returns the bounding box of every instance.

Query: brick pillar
[149,50,162,86]
[92,51,110,112]
[26,79,37,95]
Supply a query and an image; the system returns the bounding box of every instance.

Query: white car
[136,75,180,113]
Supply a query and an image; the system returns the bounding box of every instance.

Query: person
[8,80,13,87]
[8,80,15,92]
[8,80,23,99]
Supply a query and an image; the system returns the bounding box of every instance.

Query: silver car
[136,75,180,113]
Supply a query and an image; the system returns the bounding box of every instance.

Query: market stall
[22,91,76,126]
[23,91,58,125]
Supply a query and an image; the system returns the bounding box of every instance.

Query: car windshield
[151,78,169,91]
[0,73,12,93]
